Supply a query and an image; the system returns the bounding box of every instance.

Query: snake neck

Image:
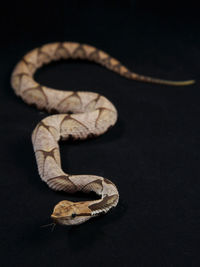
[50,180,119,225]
[89,194,119,216]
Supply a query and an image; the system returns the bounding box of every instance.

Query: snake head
[51,200,92,225]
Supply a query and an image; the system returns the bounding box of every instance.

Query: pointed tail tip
[150,78,196,86]
[172,79,196,86]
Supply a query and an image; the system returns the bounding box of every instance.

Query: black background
[1,1,200,266]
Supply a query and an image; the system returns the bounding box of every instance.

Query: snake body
[11,42,194,225]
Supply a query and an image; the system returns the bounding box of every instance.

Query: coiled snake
[11,42,194,225]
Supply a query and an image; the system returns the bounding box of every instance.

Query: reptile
[11,42,195,225]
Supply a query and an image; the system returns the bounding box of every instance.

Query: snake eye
[71,213,76,218]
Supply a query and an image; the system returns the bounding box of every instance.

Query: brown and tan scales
[11,42,194,225]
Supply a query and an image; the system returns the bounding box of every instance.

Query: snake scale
[11,42,194,225]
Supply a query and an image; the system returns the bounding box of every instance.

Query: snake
[11,42,195,226]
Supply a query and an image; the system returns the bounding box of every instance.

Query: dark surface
[1,2,200,267]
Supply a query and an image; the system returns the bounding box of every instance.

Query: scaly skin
[11,42,195,225]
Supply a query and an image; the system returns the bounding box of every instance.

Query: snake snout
[51,214,56,219]
[51,213,60,222]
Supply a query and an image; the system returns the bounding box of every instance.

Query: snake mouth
[51,213,91,220]
[51,214,59,219]
[50,213,92,226]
